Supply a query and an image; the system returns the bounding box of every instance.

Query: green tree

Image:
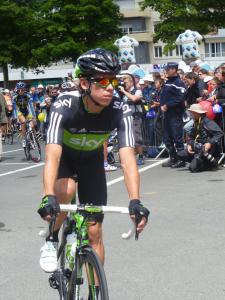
[0,1,37,87]
[140,0,225,45]
[0,0,122,87]
[29,0,122,67]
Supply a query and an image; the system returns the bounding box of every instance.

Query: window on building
[164,49,173,57]
[121,17,146,33]
[176,45,183,56]
[135,42,150,63]
[154,46,162,58]
[116,0,135,9]
[222,43,225,56]
[153,23,160,33]
[205,42,225,57]
[121,25,133,34]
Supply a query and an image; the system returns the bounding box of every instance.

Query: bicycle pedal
[49,273,60,290]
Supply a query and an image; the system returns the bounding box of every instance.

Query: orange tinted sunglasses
[90,78,119,88]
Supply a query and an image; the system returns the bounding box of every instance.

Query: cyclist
[38,48,150,275]
[12,82,36,147]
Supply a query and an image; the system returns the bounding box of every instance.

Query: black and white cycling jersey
[46,91,134,154]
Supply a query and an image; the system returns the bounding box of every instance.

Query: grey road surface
[0,141,225,300]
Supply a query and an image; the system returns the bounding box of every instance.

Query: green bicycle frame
[70,205,103,299]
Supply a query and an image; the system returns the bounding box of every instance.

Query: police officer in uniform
[160,62,186,167]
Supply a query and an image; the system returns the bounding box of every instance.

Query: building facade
[117,0,225,69]
[1,0,225,86]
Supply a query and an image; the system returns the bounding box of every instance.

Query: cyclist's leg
[48,155,78,239]
[88,222,105,265]
[40,158,76,272]
[18,113,26,139]
[54,177,76,231]
[77,151,107,265]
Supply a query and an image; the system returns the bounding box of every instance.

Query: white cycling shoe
[104,163,117,172]
[40,241,58,273]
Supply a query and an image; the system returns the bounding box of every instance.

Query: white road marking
[2,149,23,154]
[0,163,44,177]
[0,163,37,165]
[0,158,167,179]
[107,159,167,186]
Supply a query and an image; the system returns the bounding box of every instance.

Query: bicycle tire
[68,246,109,300]
[24,139,31,160]
[56,221,69,300]
[29,132,41,162]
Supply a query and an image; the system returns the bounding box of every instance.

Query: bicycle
[107,130,120,165]
[39,204,136,300]
[24,119,41,162]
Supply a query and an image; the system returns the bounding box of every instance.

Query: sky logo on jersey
[54,98,72,109]
[63,130,110,151]
[113,101,131,114]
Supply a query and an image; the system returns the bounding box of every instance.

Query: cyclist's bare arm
[119,146,140,200]
[119,146,147,233]
[43,144,62,196]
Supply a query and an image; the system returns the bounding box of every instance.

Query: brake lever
[135,215,142,241]
[48,214,56,241]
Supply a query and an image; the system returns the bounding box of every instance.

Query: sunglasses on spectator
[198,73,203,75]
[90,78,119,88]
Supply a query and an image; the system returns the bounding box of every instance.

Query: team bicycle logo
[54,97,72,109]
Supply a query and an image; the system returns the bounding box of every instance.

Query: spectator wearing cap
[142,74,155,104]
[177,103,223,172]
[160,62,186,168]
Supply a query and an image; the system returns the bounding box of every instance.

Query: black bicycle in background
[24,119,41,162]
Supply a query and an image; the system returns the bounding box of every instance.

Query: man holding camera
[177,103,223,172]
[118,74,145,165]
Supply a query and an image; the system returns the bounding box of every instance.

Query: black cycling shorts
[133,115,143,146]
[57,149,107,223]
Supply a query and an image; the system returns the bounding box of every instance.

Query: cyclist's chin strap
[83,83,105,108]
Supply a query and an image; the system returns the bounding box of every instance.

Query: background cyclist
[12,81,36,147]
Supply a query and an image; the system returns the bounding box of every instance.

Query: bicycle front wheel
[68,246,109,300]
[29,132,41,162]
[24,138,31,161]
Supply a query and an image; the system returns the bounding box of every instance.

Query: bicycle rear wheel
[68,246,109,300]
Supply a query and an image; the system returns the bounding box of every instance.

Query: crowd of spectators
[116,61,225,172]
[1,60,225,173]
